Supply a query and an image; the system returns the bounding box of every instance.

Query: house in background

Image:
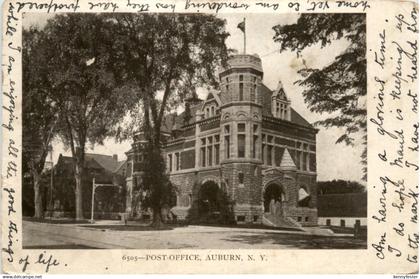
[48,152,127,219]
[317,192,367,228]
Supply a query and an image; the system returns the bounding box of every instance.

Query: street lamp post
[90,177,96,223]
[90,177,121,224]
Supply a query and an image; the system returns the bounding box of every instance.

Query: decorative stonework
[127,53,318,227]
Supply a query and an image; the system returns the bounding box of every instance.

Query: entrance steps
[262,213,303,230]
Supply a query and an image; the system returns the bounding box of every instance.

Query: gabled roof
[200,90,221,113]
[114,160,127,173]
[272,81,288,101]
[290,108,312,128]
[56,153,120,173]
[159,80,313,137]
[85,153,119,173]
[259,83,312,128]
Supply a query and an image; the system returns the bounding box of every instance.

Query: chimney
[113,154,118,162]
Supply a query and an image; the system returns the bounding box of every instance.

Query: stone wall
[221,162,263,222]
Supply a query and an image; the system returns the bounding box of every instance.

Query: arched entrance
[198,181,221,218]
[263,183,285,215]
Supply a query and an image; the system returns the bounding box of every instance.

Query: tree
[39,14,135,219]
[22,27,58,218]
[317,179,366,195]
[109,14,229,226]
[273,14,367,180]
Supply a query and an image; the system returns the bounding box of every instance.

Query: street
[23,220,366,249]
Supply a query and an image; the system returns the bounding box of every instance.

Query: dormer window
[272,81,291,120]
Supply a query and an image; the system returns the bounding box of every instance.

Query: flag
[237,19,245,33]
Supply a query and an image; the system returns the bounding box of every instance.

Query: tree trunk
[33,174,43,219]
[152,206,163,227]
[74,163,84,220]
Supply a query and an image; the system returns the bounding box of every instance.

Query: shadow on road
[79,225,178,231]
[23,217,90,224]
[222,232,367,249]
[24,244,100,249]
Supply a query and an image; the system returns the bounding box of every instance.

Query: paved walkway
[23,220,366,249]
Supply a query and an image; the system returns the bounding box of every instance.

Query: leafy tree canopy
[22,27,60,218]
[107,13,230,141]
[273,14,367,180]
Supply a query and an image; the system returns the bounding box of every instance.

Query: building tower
[219,54,264,223]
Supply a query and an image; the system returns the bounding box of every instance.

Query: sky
[23,13,365,183]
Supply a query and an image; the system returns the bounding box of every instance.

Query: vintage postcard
[1,0,418,274]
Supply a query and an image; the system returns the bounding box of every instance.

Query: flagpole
[243,17,246,54]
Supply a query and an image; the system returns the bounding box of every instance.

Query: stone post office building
[125,54,318,228]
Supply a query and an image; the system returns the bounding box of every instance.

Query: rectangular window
[275,147,284,166]
[238,134,245,158]
[340,219,346,227]
[201,147,206,167]
[175,153,180,171]
[267,145,272,165]
[253,135,258,158]
[168,154,173,172]
[239,75,244,101]
[207,146,212,166]
[225,136,230,159]
[224,125,230,159]
[215,144,220,165]
[262,144,266,163]
[237,215,245,222]
[296,151,301,170]
[238,172,244,184]
[303,152,308,171]
[224,125,230,134]
[309,153,316,172]
[238,123,246,132]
